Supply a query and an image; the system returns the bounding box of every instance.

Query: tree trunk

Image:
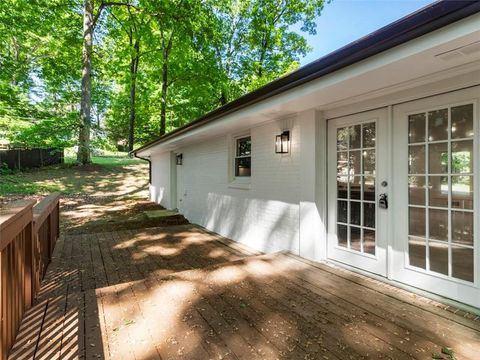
[128,39,140,152]
[220,87,228,106]
[257,47,266,78]
[77,0,93,164]
[160,60,168,136]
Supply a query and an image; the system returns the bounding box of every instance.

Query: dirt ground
[0,158,187,233]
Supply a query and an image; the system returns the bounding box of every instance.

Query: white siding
[150,152,172,208]
[165,118,303,254]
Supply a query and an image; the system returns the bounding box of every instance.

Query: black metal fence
[0,148,64,170]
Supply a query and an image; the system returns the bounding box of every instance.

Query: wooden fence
[0,148,64,170]
[0,194,60,360]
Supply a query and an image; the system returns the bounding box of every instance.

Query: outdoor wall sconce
[176,153,183,165]
[275,130,290,154]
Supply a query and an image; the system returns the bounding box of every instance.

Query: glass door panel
[328,108,388,277]
[392,87,479,307]
[335,123,377,255]
[407,104,475,282]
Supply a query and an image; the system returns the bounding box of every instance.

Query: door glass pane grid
[407,104,475,283]
[336,122,376,255]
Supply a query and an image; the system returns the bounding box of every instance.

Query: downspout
[131,151,151,185]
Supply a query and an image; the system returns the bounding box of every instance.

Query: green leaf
[441,347,457,360]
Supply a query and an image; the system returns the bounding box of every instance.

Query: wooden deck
[9,224,480,360]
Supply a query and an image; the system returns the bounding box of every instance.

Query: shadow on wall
[199,192,300,254]
[150,185,165,204]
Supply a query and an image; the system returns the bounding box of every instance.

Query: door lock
[379,193,388,209]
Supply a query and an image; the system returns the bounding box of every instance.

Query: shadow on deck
[9,224,480,360]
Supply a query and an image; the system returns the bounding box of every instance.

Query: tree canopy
[0,0,324,162]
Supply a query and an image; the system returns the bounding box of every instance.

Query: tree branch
[109,10,131,38]
[138,48,163,58]
[93,1,137,26]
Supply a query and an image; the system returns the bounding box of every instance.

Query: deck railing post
[24,220,33,310]
[31,193,60,296]
[56,202,60,248]
[0,200,35,360]
[47,212,52,262]
[49,206,55,258]
[1,251,4,360]
[0,193,60,359]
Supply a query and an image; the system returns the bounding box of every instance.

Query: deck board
[278,255,480,358]
[9,225,480,359]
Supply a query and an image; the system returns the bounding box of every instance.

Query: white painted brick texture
[164,119,302,254]
[150,152,172,208]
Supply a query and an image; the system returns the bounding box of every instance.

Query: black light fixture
[275,130,290,154]
[176,153,183,165]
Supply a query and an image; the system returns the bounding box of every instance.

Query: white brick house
[134,1,480,309]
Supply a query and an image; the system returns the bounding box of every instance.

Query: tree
[210,0,251,105]
[143,0,214,136]
[247,0,323,82]
[78,0,94,164]
[0,0,325,157]
[106,6,152,151]
[127,16,140,152]
[0,0,83,150]
[211,0,324,103]
[78,0,137,164]
[87,0,325,145]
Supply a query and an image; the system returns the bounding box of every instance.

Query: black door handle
[379,193,388,209]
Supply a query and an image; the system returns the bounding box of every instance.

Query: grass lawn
[0,154,148,197]
[1,152,153,232]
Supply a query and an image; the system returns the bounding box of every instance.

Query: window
[235,136,251,177]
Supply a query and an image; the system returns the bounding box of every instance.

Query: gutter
[133,0,480,156]
[132,152,152,185]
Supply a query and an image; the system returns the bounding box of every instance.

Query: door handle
[379,193,388,209]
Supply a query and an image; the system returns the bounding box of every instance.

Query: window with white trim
[235,136,251,177]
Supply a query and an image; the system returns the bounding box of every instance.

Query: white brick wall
[150,152,172,208]
[159,118,303,254]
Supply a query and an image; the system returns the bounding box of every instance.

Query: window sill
[228,179,251,190]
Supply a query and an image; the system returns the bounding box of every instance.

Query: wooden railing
[0,194,60,360]
[0,200,35,360]
[32,193,60,296]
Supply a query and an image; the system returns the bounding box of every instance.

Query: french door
[392,87,479,308]
[327,109,389,276]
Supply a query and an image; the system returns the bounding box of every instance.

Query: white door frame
[324,86,479,308]
[391,87,480,308]
[327,108,389,277]
[170,152,177,210]
[174,153,184,212]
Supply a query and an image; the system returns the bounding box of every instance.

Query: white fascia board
[137,12,480,157]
